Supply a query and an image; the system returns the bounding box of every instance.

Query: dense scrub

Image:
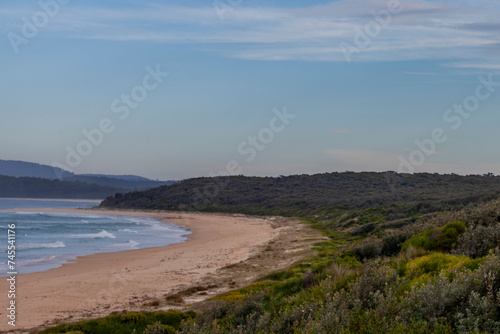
[177,198,500,333]
[178,202,500,333]
[181,252,500,333]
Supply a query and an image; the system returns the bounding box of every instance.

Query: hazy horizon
[2,0,499,180]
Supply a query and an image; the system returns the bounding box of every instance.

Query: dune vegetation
[43,172,500,333]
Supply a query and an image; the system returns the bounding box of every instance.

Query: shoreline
[0,208,192,278]
[0,209,281,332]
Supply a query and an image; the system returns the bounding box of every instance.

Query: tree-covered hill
[0,175,125,199]
[0,159,176,191]
[100,172,500,216]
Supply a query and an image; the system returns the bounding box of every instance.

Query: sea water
[0,199,190,276]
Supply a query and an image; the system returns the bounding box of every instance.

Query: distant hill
[79,174,152,182]
[0,159,176,192]
[0,159,72,179]
[63,175,176,191]
[100,172,500,217]
[0,174,125,199]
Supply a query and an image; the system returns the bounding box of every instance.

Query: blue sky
[1,0,499,180]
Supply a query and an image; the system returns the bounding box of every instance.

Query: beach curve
[0,209,281,332]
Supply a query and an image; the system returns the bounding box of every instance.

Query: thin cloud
[445,62,500,70]
[1,1,498,65]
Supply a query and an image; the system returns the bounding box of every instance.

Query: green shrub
[402,221,466,252]
[402,228,438,251]
[335,252,361,269]
[120,312,147,324]
[152,311,195,329]
[143,322,176,334]
[181,294,267,333]
[260,268,299,282]
[351,237,383,260]
[405,253,474,281]
[437,221,466,249]
[210,290,244,302]
[454,224,500,258]
[271,276,303,300]
[401,252,500,329]
[210,282,275,302]
[40,311,195,334]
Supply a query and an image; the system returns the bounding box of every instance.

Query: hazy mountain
[0,159,177,195]
[79,174,153,182]
[64,175,176,191]
[0,159,72,180]
[0,174,124,199]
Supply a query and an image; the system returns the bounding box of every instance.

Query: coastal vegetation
[175,197,500,333]
[100,172,500,217]
[44,172,500,333]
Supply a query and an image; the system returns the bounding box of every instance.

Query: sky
[1,0,499,180]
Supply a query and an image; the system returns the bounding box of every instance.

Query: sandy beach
[0,209,297,333]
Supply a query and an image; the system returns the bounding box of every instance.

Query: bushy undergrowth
[42,198,500,333]
[180,199,500,334]
[348,198,500,262]
[181,252,500,333]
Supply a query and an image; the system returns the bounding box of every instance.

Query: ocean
[0,199,190,276]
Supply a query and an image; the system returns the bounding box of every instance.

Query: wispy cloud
[444,62,500,70]
[2,1,499,64]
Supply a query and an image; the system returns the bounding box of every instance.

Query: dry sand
[0,209,322,333]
